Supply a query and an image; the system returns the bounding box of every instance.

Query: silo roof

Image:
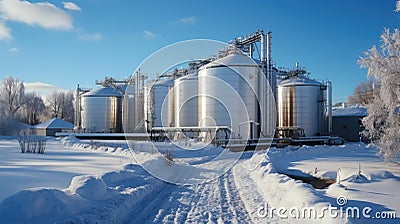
[82,86,122,97]
[279,77,322,86]
[200,53,259,70]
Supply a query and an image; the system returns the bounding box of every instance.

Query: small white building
[34,118,74,137]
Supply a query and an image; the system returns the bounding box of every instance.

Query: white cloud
[144,30,155,39]
[170,16,197,26]
[179,16,197,25]
[0,20,11,40]
[24,81,66,99]
[25,82,61,91]
[62,2,81,11]
[78,32,102,41]
[0,0,73,31]
[8,47,19,52]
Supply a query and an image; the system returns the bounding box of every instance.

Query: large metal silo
[198,53,261,139]
[277,77,326,136]
[146,78,175,128]
[80,87,122,133]
[174,74,198,127]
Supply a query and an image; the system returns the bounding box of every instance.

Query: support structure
[233,29,276,138]
[133,70,147,132]
[74,85,91,129]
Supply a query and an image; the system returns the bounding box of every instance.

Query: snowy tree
[20,93,46,125]
[0,76,27,135]
[46,91,63,118]
[358,28,400,160]
[347,80,378,106]
[46,91,74,123]
[62,91,75,123]
[0,76,25,117]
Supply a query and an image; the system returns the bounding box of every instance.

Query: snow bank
[61,136,130,156]
[69,175,115,201]
[0,188,87,223]
[246,143,400,222]
[235,151,346,223]
[0,163,162,224]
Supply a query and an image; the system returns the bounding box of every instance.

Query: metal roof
[82,86,122,97]
[200,53,259,70]
[35,118,74,129]
[279,76,322,87]
[332,107,368,117]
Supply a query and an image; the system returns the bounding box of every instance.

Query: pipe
[258,32,267,137]
[266,32,275,136]
[75,84,80,128]
[135,70,140,129]
[260,31,266,62]
[266,32,274,98]
[327,80,332,134]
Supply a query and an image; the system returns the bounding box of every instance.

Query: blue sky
[0,0,399,103]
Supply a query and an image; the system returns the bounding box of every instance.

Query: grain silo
[80,86,122,133]
[173,74,198,127]
[277,71,331,137]
[198,51,261,139]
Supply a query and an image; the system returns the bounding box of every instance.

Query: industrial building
[73,29,340,146]
[35,118,74,137]
[332,106,367,142]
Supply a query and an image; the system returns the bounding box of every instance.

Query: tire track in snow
[128,181,196,224]
[128,182,179,223]
[127,167,254,223]
[185,170,251,223]
[233,159,287,223]
[218,169,251,223]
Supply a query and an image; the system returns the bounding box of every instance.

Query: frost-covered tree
[0,76,25,117]
[0,76,27,135]
[358,28,400,160]
[46,91,74,123]
[20,93,46,125]
[62,91,75,123]
[347,80,378,106]
[46,91,63,118]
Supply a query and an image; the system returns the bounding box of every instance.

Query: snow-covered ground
[0,137,398,223]
[251,144,400,223]
[0,137,133,202]
[267,144,400,215]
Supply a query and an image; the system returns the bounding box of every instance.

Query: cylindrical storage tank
[147,78,175,128]
[198,53,260,139]
[81,87,122,133]
[174,74,198,127]
[277,77,325,136]
[123,84,135,133]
